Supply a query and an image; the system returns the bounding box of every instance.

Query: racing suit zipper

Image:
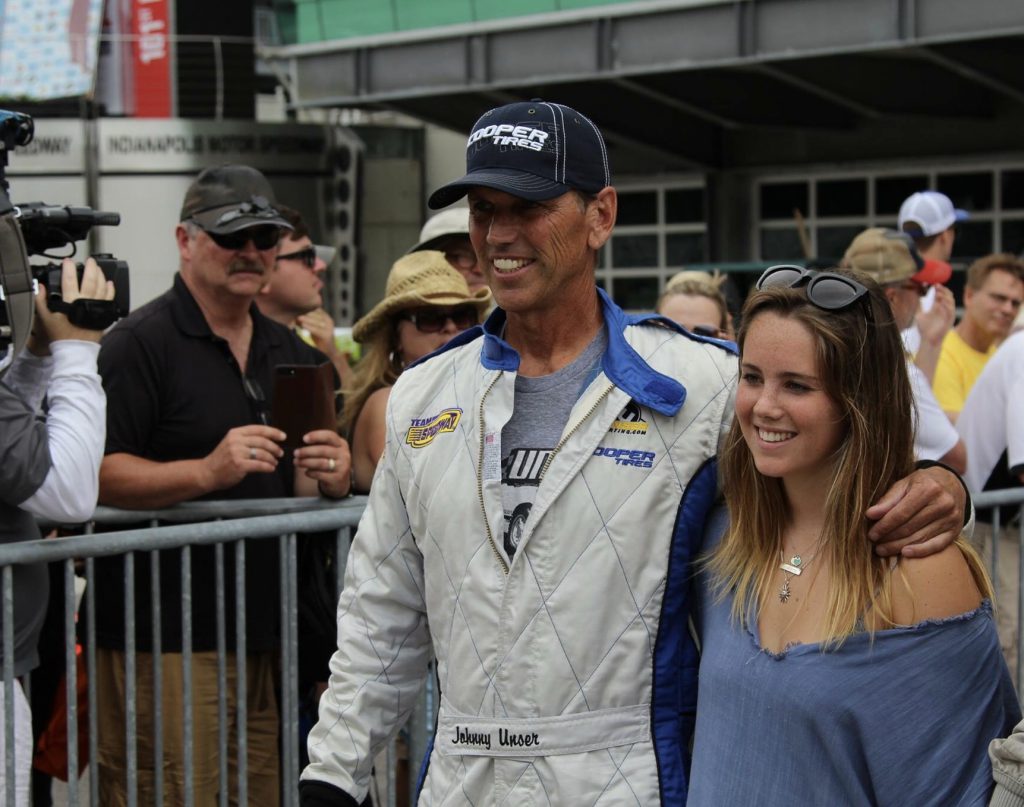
[538,383,615,480]
[477,373,509,575]
[478,378,615,575]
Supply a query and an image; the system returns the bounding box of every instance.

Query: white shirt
[909,360,960,462]
[957,331,1024,492]
[4,340,105,522]
[900,287,936,355]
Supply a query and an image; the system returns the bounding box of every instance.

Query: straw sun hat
[351,250,491,342]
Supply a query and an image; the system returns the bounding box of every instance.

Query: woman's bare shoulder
[890,543,983,626]
[363,385,392,411]
[351,385,393,493]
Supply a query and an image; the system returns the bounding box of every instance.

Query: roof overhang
[261,0,1024,173]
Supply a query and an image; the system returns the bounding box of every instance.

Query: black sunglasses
[205,225,281,251]
[241,376,269,425]
[691,324,724,338]
[402,305,478,333]
[276,247,317,268]
[756,265,870,312]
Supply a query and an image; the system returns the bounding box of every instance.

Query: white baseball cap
[409,206,470,253]
[898,191,969,237]
[314,244,336,265]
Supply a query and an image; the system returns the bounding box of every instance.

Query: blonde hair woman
[341,251,491,492]
[689,265,1019,805]
[656,270,732,338]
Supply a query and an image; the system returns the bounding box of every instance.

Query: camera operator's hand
[28,258,115,354]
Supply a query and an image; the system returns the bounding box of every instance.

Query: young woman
[689,266,1020,805]
[655,270,733,339]
[341,250,490,492]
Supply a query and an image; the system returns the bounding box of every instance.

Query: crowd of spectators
[8,112,1024,807]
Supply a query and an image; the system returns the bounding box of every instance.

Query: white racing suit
[303,290,737,805]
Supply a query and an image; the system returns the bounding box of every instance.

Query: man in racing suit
[300,101,968,806]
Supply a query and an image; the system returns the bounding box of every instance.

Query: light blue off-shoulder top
[689,512,1021,807]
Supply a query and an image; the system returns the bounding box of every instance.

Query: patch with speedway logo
[406,408,463,448]
[609,400,648,436]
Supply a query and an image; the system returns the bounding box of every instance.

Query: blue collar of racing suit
[422,287,730,418]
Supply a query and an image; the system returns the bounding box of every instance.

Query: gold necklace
[778,546,820,604]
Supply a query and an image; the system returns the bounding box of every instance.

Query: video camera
[0,110,129,367]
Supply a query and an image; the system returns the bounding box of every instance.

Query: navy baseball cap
[428,100,611,209]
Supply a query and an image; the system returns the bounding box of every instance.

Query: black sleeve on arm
[914,458,973,528]
[298,780,369,807]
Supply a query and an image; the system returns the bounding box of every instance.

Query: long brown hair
[337,322,402,439]
[708,267,988,645]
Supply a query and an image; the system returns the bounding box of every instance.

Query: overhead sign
[99,119,331,172]
[3,120,87,175]
[130,0,173,117]
[4,119,337,175]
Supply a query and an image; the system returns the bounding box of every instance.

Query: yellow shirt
[932,330,995,415]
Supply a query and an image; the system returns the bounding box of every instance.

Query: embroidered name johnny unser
[468,124,549,152]
[451,725,540,751]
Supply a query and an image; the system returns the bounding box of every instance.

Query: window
[598,182,707,312]
[937,172,993,212]
[665,188,705,223]
[1002,221,1024,256]
[876,175,928,215]
[617,191,658,226]
[666,233,707,265]
[756,165,1024,264]
[816,179,866,217]
[612,235,658,268]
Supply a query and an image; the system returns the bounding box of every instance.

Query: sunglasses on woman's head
[402,305,478,333]
[756,265,870,312]
[205,225,281,252]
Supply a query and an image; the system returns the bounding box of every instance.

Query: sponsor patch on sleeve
[406,408,463,448]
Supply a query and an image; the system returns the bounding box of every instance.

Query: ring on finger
[328,457,336,472]
[249,446,256,460]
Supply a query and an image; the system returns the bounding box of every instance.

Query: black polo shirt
[94,273,327,652]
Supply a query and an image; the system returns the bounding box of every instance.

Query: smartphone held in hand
[270,362,337,450]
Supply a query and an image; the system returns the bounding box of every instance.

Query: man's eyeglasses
[276,247,317,269]
[897,280,931,297]
[445,248,478,271]
[401,305,478,333]
[205,225,280,251]
[691,324,726,339]
[756,265,870,312]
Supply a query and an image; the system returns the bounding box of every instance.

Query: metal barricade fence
[973,488,1024,695]
[4,490,1023,805]
[0,496,434,807]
